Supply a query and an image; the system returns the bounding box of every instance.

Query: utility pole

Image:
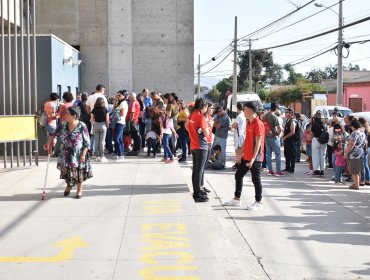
[248,38,253,92]
[197,54,201,99]
[232,16,238,113]
[337,0,343,106]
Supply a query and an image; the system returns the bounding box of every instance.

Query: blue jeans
[334,166,343,182]
[213,136,227,160]
[179,133,188,160]
[114,123,125,157]
[361,153,370,182]
[265,137,282,173]
[163,133,173,160]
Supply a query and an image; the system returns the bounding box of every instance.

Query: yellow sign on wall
[0,116,37,142]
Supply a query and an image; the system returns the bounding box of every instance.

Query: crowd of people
[41,87,369,203]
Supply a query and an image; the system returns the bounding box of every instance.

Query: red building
[323,71,370,112]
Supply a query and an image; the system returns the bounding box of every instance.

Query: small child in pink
[333,140,345,184]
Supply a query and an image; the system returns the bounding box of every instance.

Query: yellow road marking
[0,237,88,263]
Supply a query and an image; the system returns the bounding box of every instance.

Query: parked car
[263,103,287,115]
[313,105,353,124]
[351,112,370,123]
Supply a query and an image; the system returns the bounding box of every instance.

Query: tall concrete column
[108,0,133,94]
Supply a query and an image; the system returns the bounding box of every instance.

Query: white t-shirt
[87,93,108,110]
[234,112,246,150]
[116,100,128,125]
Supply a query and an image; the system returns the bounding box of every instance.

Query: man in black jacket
[282,108,297,173]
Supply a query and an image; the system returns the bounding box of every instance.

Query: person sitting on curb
[206,145,225,170]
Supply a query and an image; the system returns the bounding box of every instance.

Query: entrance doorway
[349,98,362,113]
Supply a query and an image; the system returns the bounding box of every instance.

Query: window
[67,86,71,93]
[76,87,79,93]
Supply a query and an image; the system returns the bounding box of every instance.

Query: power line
[260,15,370,50]
[198,0,315,70]
[257,1,340,41]
[201,51,233,75]
[238,0,316,42]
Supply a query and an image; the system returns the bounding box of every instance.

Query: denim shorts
[306,145,312,157]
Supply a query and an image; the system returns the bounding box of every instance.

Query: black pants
[147,138,157,156]
[201,144,212,187]
[235,159,262,202]
[327,144,333,167]
[191,149,208,197]
[129,122,142,152]
[284,140,296,172]
[139,118,146,148]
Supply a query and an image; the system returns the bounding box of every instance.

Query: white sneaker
[115,156,125,162]
[100,157,108,163]
[223,199,241,207]
[246,202,263,211]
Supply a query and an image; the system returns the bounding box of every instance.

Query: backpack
[36,106,47,128]
[287,119,301,141]
[110,109,121,127]
[318,129,329,144]
[262,114,274,137]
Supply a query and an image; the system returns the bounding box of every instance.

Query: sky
[195,0,370,88]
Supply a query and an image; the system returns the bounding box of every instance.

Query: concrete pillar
[35,0,194,101]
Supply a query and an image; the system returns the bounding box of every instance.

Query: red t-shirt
[126,100,140,124]
[188,110,208,150]
[243,117,265,162]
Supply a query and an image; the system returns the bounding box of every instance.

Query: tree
[284,64,305,84]
[208,87,221,103]
[305,68,328,83]
[215,77,232,100]
[238,50,275,91]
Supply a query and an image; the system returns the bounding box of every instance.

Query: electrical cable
[257,1,340,40]
[238,0,316,41]
[201,51,233,75]
[259,15,370,50]
[198,0,316,70]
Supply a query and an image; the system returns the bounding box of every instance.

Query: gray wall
[36,0,194,101]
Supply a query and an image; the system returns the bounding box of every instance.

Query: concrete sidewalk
[0,155,267,280]
[190,139,370,280]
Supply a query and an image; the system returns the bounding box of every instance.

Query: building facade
[324,71,370,112]
[35,0,194,101]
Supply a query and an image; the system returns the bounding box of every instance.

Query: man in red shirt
[126,92,142,156]
[224,102,265,211]
[187,98,210,203]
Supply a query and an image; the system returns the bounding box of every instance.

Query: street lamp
[315,1,343,106]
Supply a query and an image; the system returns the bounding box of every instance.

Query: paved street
[0,142,370,279]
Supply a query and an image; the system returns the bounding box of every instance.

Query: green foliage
[258,88,271,101]
[215,77,233,96]
[270,80,325,104]
[305,64,363,83]
[284,64,305,85]
[208,87,221,103]
[238,50,278,90]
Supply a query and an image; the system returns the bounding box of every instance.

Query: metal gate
[0,0,38,170]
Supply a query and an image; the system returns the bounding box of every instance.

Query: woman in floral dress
[51,106,93,199]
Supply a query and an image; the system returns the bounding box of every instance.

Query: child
[146,130,159,158]
[161,113,178,163]
[333,140,345,184]
[206,145,225,170]
[303,123,313,175]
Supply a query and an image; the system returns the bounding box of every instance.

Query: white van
[227,92,263,117]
